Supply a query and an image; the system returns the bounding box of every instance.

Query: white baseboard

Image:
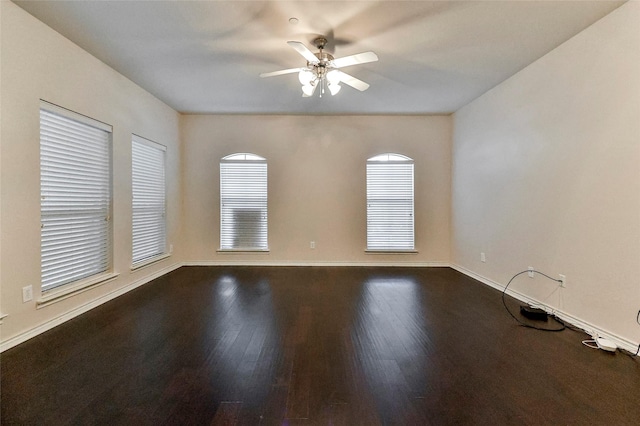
[0,262,182,353]
[450,263,639,356]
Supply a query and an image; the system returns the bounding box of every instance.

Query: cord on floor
[502,269,564,332]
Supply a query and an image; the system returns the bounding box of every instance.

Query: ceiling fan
[260,37,378,97]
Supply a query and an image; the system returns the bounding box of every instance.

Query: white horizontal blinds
[220,153,268,250]
[367,154,414,250]
[132,135,166,264]
[40,102,112,291]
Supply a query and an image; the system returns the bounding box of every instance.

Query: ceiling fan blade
[287,41,319,63]
[332,70,370,91]
[332,51,378,68]
[260,68,304,78]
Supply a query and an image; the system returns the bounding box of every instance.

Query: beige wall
[181,114,451,265]
[0,2,183,345]
[452,2,640,343]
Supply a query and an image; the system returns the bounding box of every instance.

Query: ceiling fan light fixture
[302,84,315,97]
[298,69,315,85]
[326,69,341,84]
[328,83,341,96]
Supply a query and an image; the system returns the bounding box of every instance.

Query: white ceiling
[13,0,625,115]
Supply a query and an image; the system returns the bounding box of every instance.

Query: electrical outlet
[310,241,315,249]
[480,252,486,263]
[559,274,566,288]
[528,267,534,278]
[169,244,173,253]
[22,285,33,303]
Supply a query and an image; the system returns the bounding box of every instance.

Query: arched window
[366,153,414,251]
[220,153,268,250]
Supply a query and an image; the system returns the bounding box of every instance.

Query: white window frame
[219,153,268,251]
[366,153,416,252]
[39,101,114,295]
[131,134,168,268]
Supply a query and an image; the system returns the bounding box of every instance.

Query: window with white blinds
[220,153,268,250]
[132,135,167,265]
[366,153,415,251]
[40,101,112,292]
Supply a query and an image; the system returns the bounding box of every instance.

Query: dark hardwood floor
[1,266,638,425]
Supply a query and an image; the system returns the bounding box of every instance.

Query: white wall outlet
[480,252,486,263]
[22,285,33,303]
[559,274,566,287]
[528,267,534,278]
[310,241,315,249]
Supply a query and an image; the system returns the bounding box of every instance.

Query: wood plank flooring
[1,266,639,425]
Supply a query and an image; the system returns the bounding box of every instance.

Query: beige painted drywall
[181,114,451,265]
[0,1,182,344]
[452,2,640,342]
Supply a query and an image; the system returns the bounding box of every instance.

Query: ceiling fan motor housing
[310,52,334,76]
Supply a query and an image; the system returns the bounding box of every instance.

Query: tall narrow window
[220,153,268,250]
[40,101,112,291]
[366,153,415,251]
[132,135,167,265]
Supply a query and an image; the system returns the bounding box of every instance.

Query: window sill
[365,249,418,254]
[217,249,270,254]
[131,252,171,272]
[0,313,7,325]
[37,272,119,308]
